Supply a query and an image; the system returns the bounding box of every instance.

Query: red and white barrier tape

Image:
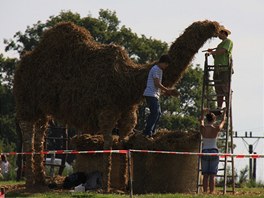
[0,189,4,198]
[0,150,128,156]
[0,149,263,159]
[130,149,264,158]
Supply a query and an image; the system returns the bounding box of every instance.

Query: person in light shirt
[1,154,10,180]
[143,54,177,139]
[200,108,226,194]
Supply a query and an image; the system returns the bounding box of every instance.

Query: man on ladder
[197,25,235,194]
[206,25,233,110]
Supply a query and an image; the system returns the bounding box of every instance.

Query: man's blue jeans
[143,96,161,136]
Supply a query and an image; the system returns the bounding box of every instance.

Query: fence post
[128,150,133,198]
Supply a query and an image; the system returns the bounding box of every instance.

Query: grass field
[1,181,264,198]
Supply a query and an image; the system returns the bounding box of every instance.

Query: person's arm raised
[219,108,227,130]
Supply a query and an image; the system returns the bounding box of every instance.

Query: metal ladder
[196,54,235,194]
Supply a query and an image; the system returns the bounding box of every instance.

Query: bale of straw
[74,154,128,191]
[71,134,128,190]
[128,130,200,193]
[132,152,198,193]
[72,130,200,193]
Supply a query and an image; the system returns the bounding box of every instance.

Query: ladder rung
[207,83,228,87]
[209,109,225,116]
[218,134,230,137]
[207,65,229,68]
[207,94,227,97]
[206,66,230,71]
[216,175,233,178]
[207,69,214,72]
[206,96,227,100]
[207,65,215,68]
[218,138,232,141]
[218,138,228,141]
[219,160,233,163]
[207,80,229,84]
[204,98,218,102]
[207,79,223,83]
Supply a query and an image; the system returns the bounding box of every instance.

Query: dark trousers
[143,96,161,136]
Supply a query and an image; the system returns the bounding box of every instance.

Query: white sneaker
[145,135,154,140]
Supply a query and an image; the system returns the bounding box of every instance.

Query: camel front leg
[98,109,120,192]
[116,106,138,190]
[19,121,35,187]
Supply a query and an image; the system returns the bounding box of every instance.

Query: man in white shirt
[143,55,175,138]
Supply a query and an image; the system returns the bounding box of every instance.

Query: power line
[233,131,264,181]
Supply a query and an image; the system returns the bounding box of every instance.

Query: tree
[160,64,205,130]
[0,54,17,88]
[0,83,16,144]
[4,9,168,63]
[162,64,204,116]
[0,54,17,144]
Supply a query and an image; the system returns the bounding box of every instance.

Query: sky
[0,0,264,182]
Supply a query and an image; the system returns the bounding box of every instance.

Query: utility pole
[249,144,253,180]
[233,131,263,182]
[253,152,257,181]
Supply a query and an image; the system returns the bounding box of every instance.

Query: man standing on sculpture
[143,54,176,138]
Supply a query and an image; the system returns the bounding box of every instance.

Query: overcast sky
[1,0,264,182]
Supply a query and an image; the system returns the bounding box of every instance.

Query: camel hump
[35,22,99,53]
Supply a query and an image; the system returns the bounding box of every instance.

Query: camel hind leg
[116,105,138,190]
[98,108,120,192]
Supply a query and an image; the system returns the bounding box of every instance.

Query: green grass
[5,191,264,198]
[1,181,264,198]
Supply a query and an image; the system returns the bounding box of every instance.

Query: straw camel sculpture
[14,20,221,190]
